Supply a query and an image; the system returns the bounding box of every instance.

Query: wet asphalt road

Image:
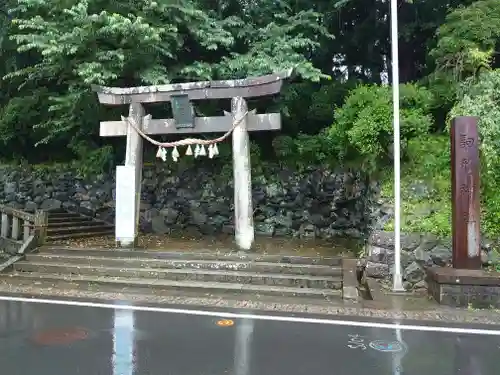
[0,297,499,375]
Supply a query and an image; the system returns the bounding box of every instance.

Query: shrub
[450,69,500,237]
[327,83,434,171]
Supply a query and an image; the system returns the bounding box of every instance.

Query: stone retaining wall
[364,230,497,289]
[0,164,374,240]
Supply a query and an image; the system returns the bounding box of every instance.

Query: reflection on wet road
[0,297,498,375]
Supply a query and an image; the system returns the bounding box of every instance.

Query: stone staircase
[46,209,114,242]
[2,246,346,301]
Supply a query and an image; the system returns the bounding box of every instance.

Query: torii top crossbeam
[92,69,294,105]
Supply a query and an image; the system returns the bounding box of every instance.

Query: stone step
[46,208,68,213]
[48,220,105,228]
[3,272,342,299]
[47,212,82,218]
[25,254,342,276]
[37,246,343,266]
[46,231,114,241]
[47,225,114,235]
[40,209,115,241]
[0,277,342,307]
[48,217,95,224]
[14,262,342,289]
[48,216,95,223]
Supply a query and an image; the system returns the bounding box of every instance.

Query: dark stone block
[427,267,500,308]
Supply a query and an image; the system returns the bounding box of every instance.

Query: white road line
[0,295,498,336]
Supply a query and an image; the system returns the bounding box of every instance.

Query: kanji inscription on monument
[450,116,481,269]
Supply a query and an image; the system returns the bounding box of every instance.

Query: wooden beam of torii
[93,70,293,250]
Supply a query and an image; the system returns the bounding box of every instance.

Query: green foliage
[382,135,452,237]
[306,80,359,134]
[0,0,331,159]
[427,0,500,111]
[450,69,500,237]
[71,144,114,177]
[2,0,500,241]
[382,68,500,239]
[0,0,481,163]
[430,0,500,81]
[0,89,49,145]
[272,133,336,171]
[326,83,434,171]
[212,2,332,81]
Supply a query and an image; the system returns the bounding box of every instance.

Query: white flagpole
[390,0,404,292]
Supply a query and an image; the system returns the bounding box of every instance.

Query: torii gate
[93,70,292,250]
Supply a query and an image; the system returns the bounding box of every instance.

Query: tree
[1,0,330,159]
[327,83,434,170]
[450,69,500,236]
[427,0,500,111]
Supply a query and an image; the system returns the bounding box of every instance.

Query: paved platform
[0,295,498,375]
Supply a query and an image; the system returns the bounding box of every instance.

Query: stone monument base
[427,267,500,308]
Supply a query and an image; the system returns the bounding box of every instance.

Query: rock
[265,183,283,198]
[159,208,179,224]
[191,210,208,227]
[365,261,390,278]
[413,280,427,290]
[309,214,328,228]
[198,224,217,235]
[4,182,17,194]
[62,201,78,212]
[415,234,439,252]
[273,214,293,228]
[413,247,433,266]
[367,245,392,263]
[79,201,96,216]
[211,215,227,228]
[369,231,421,251]
[299,223,316,239]
[401,233,421,251]
[255,222,275,237]
[151,216,170,234]
[481,249,489,265]
[403,281,412,290]
[140,202,152,211]
[343,228,364,238]
[274,226,293,236]
[144,209,160,222]
[368,230,394,249]
[96,208,114,222]
[403,261,425,283]
[40,198,62,211]
[24,201,38,212]
[52,191,69,201]
[428,245,452,267]
[7,201,23,209]
[222,224,234,234]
